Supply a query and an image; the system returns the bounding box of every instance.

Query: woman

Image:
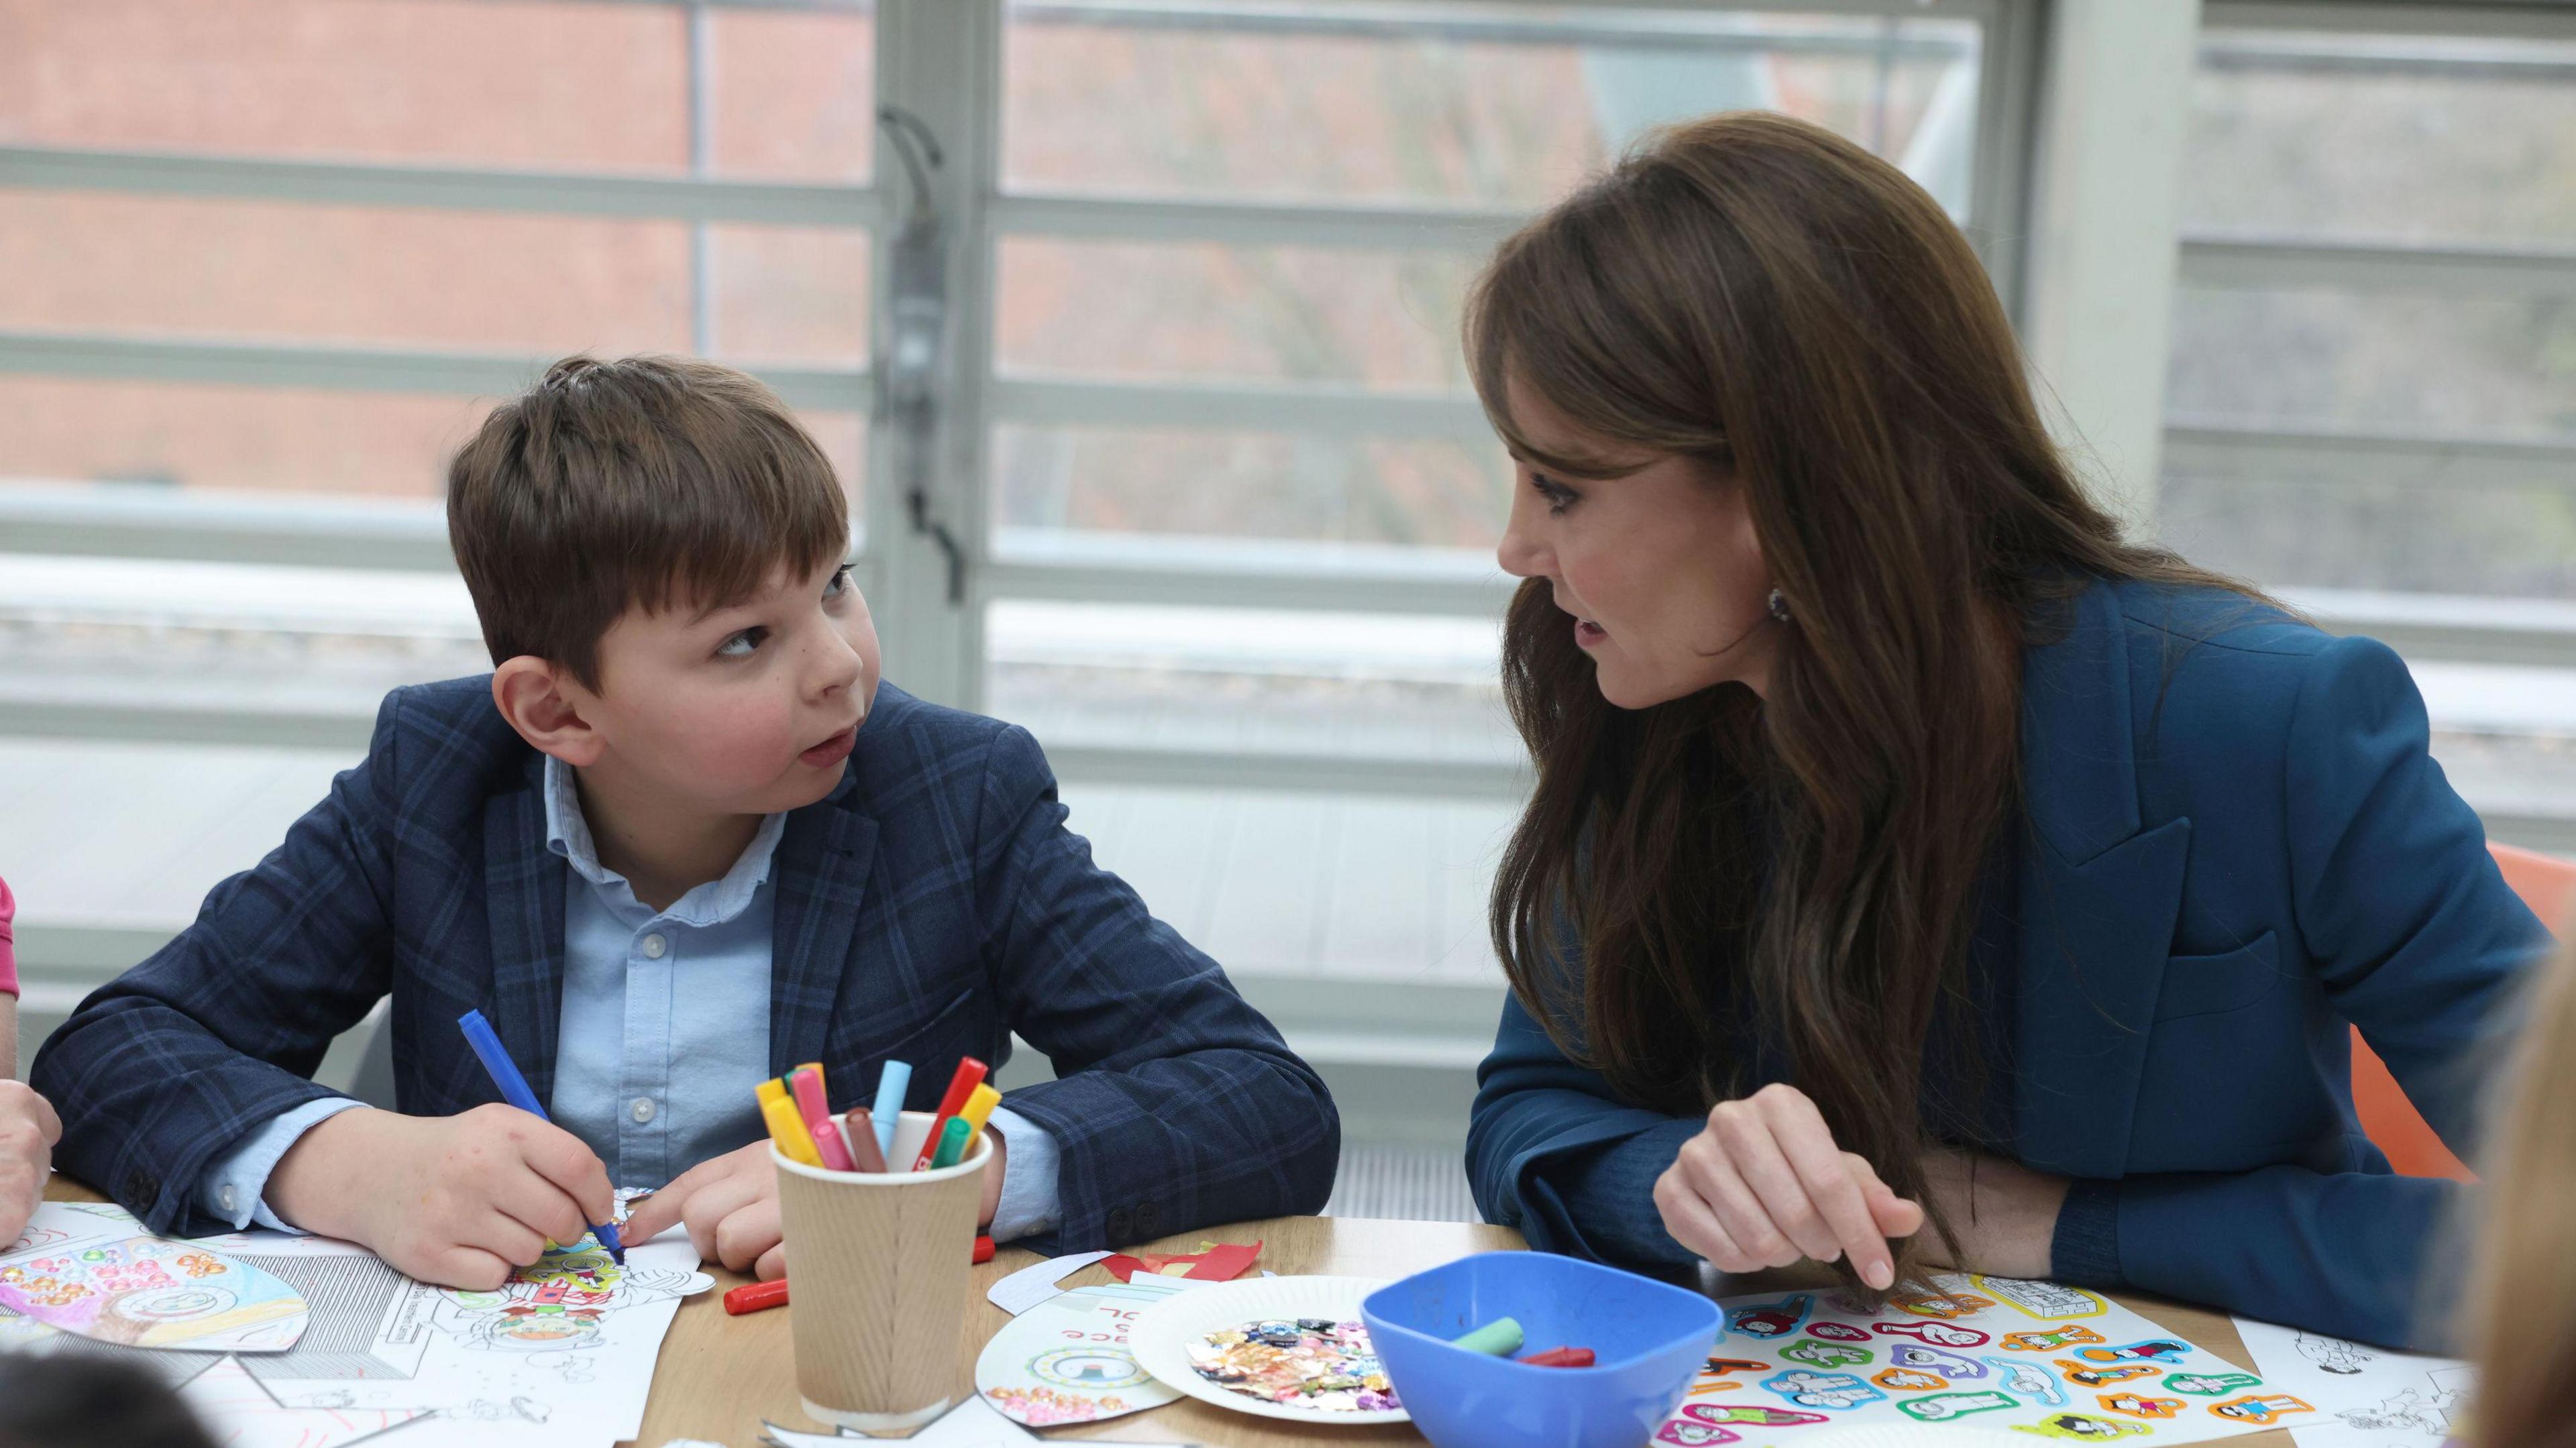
[2464,931,2576,1445]
[1,873,59,1247]
[1461,112,2544,1349]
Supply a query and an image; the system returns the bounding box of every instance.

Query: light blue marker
[870,1059,912,1163]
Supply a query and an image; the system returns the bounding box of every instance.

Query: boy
[32,355,1339,1288]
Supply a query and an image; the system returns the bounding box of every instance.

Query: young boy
[31,356,1340,1289]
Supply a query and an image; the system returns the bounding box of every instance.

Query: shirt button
[219,1185,239,1213]
[641,934,667,959]
[631,1097,657,1124]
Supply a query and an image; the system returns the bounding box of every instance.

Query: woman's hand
[0,1080,59,1247]
[1912,1150,2069,1279]
[1654,1082,1925,1288]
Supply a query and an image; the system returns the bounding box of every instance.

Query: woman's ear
[490,657,605,766]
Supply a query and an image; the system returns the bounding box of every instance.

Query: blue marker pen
[869,1059,912,1164]
[458,1009,625,1264]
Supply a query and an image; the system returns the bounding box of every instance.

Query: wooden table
[46,1178,2295,1448]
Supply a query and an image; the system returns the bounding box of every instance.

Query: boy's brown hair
[446,354,850,690]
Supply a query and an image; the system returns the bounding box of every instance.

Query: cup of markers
[761,1058,1000,1434]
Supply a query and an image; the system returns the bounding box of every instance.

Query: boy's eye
[1531,472,1580,515]
[716,626,767,659]
[824,565,853,600]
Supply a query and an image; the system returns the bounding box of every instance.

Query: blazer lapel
[2012,583,2192,1178]
[482,755,570,1107]
[769,782,879,1079]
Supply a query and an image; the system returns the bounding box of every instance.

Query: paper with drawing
[1660,1274,2302,1447]
[1,1200,710,1448]
[2231,1316,2472,1448]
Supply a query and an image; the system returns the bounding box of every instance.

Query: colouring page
[176,1355,432,1448]
[1,1203,709,1448]
[2231,1317,2472,1448]
[1656,1274,2301,1448]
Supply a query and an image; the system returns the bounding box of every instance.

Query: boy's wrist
[265,1106,388,1242]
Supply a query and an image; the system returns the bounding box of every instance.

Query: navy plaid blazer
[32,677,1340,1247]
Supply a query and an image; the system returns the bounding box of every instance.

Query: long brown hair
[1474,113,2251,1282]
[2463,930,2576,1448]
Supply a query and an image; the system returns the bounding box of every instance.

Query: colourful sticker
[2002,1325,2107,1353]
[1970,1276,2109,1320]
[1806,1321,1871,1343]
[2058,1360,2161,1388]
[1986,1357,2068,1406]
[2098,1394,2186,1421]
[2211,1394,2315,1425]
[1657,1421,1738,1446]
[1782,1338,1872,1370]
[1705,1357,1772,1376]
[1874,1368,1949,1392]
[1898,1390,2019,1423]
[2073,1339,2190,1366]
[1876,1320,1990,1347]
[1891,1290,1996,1321]
[1678,1404,1832,1428]
[1730,1294,1815,1341]
[0,1235,307,1352]
[2013,1412,2153,1441]
[2163,1371,2263,1398]
[1761,1370,1885,1410]
[1891,1344,1986,1379]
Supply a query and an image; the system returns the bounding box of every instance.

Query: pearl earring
[1767,588,1793,624]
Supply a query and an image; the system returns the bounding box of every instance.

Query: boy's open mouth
[799,724,859,767]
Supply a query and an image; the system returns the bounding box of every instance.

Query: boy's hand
[625,1128,1008,1280]
[624,1141,784,1280]
[267,1104,614,1291]
[0,1080,60,1246]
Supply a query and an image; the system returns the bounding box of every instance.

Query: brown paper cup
[772,1109,991,1434]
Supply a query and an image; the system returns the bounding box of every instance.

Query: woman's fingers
[1713,1091,1847,1266]
[1679,1129,1800,1268]
[1654,1163,1755,1272]
[1759,1092,1895,1288]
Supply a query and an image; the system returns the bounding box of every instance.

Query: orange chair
[2348,840,2576,1181]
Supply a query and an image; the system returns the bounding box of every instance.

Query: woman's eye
[716,626,767,659]
[1532,473,1579,515]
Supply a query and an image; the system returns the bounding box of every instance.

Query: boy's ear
[491,657,605,766]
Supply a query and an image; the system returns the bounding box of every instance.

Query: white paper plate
[1127,1275,1407,1426]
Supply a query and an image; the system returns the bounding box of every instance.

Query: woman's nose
[1497,492,1549,580]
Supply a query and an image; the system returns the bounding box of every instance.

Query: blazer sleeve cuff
[2049,1176,2125,1288]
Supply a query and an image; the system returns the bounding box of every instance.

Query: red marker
[721,1237,997,1317]
[910,1056,989,1171]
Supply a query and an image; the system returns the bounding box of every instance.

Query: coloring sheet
[2231,1317,2473,1448]
[1656,1274,2302,1447]
[973,1271,1200,1426]
[0,1200,307,1351]
[1,1201,711,1448]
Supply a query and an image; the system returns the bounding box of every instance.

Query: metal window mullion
[989,375,1490,439]
[0,146,880,227]
[2163,421,2576,494]
[2179,236,2576,296]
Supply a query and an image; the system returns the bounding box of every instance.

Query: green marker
[926,1114,973,1169]
[1451,1317,1525,1356]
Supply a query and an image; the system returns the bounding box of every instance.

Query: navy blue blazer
[34,679,1340,1247]
[1468,579,2548,1348]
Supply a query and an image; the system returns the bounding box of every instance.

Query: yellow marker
[957,1082,1004,1137]
[757,1078,823,1166]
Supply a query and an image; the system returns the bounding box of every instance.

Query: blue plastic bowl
[1362,1251,1722,1448]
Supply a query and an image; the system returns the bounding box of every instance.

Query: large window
[2163,5,2576,850]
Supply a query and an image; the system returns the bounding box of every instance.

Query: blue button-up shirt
[202,756,1061,1239]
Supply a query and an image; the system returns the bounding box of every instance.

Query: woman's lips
[799,725,859,768]
[1575,619,1608,649]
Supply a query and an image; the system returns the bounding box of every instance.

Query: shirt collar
[542,754,788,928]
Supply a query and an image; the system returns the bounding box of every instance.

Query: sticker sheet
[1,1201,712,1448]
[973,1272,1198,1426]
[1655,1274,2304,1447]
[0,1203,308,1352]
[2231,1317,2473,1448]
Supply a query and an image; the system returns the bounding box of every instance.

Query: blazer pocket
[849,985,980,1064]
[2151,931,2286,1022]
